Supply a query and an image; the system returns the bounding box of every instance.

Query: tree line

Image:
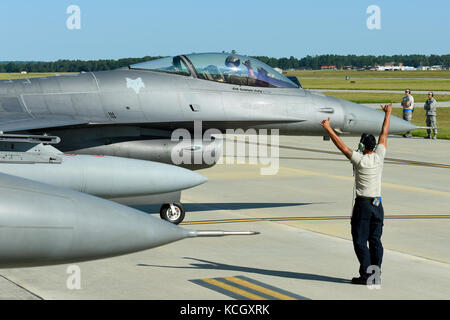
[0,54,449,73]
[0,56,161,73]
[253,54,450,70]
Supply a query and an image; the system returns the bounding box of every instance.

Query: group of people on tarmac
[401,88,438,139]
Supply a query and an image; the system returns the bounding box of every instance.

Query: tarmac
[0,134,449,300]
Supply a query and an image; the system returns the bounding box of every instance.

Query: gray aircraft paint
[0,146,207,198]
[0,172,252,268]
[0,172,188,267]
[0,63,416,136]
[0,60,415,172]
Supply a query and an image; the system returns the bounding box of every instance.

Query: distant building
[320,65,337,70]
[20,71,27,74]
[413,65,445,71]
[374,63,415,71]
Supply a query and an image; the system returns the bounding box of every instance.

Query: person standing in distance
[424,92,438,139]
[401,89,414,138]
[319,104,392,285]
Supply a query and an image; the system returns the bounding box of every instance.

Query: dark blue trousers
[351,197,384,279]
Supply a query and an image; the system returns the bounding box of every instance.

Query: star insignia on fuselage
[126,77,145,94]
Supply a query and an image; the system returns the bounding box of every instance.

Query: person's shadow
[138,257,351,284]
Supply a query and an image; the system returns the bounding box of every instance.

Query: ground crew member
[424,92,438,139]
[401,89,414,138]
[319,104,392,285]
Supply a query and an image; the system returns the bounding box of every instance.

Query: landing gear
[160,203,185,224]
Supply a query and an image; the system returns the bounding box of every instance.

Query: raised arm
[319,117,353,160]
[378,103,392,147]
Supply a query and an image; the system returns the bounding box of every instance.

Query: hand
[319,117,332,130]
[381,103,392,113]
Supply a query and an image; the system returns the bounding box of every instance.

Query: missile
[0,172,257,268]
[0,148,207,198]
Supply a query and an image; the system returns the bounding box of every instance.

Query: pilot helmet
[225,55,241,68]
[172,56,182,70]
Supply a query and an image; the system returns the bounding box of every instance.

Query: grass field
[0,73,73,80]
[286,70,450,79]
[296,77,450,91]
[285,70,450,91]
[391,107,449,140]
[324,92,450,104]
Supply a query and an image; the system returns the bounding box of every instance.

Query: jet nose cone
[389,113,418,133]
[339,100,417,135]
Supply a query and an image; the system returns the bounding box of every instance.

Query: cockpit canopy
[129,53,299,89]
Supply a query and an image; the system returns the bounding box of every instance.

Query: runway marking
[190,276,308,300]
[181,215,450,225]
[195,278,267,300]
[232,139,450,169]
[278,166,450,197]
[273,143,450,169]
[210,163,450,197]
[277,145,450,169]
[220,140,450,196]
[224,276,298,300]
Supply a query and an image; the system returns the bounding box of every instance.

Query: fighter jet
[0,52,416,229]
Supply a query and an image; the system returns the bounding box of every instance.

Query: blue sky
[0,0,448,61]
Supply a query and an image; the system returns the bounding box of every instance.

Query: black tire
[160,203,185,224]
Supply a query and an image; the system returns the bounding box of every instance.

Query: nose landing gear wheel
[160,203,185,224]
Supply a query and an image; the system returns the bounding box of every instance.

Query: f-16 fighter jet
[0,53,416,267]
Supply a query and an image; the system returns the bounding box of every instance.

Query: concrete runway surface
[0,135,449,300]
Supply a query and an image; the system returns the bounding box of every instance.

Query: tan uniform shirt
[350,144,386,197]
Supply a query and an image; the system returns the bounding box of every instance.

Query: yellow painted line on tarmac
[211,162,450,196]
[191,276,308,300]
[234,140,450,169]
[181,215,450,225]
[278,166,450,197]
[388,160,450,169]
[201,278,267,300]
[224,276,296,300]
[181,216,348,225]
[387,215,450,219]
[381,182,450,197]
[273,142,450,169]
